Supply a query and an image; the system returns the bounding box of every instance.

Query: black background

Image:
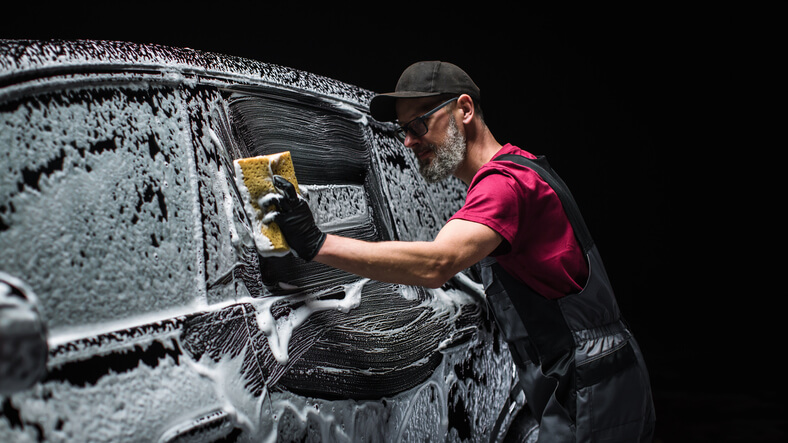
[5,3,781,441]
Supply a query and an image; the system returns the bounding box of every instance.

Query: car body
[0,39,516,442]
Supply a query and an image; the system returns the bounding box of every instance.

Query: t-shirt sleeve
[449,170,522,248]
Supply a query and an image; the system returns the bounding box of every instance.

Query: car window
[0,85,204,334]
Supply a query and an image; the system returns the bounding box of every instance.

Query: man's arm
[270,175,502,286]
[314,218,502,288]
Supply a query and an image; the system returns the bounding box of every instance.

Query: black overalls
[482,155,655,442]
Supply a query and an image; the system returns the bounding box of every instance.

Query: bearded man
[271,61,656,442]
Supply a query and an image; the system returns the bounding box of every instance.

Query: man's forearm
[313,234,456,288]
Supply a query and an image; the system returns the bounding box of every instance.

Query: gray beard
[418,117,466,183]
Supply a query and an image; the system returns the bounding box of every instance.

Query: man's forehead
[394,97,444,123]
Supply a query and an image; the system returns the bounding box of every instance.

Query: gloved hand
[269,175,326,261]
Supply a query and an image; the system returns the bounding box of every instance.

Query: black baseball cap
[369,61,481,122]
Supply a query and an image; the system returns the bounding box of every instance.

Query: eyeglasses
[395,97,459,142]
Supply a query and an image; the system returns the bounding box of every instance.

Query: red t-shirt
[449,144,588,299]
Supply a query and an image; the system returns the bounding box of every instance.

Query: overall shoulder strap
[494,154,594,253]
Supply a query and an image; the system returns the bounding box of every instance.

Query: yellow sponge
[233,151,300,256]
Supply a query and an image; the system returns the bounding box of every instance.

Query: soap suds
[252,278,369,365]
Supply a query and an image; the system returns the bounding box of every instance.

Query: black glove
[271,175,326,261]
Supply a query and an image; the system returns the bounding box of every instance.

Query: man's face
[395,97,467,183]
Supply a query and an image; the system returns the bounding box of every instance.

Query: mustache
[415,145,436,160]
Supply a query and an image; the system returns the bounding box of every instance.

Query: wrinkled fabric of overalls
[482,156,655,442]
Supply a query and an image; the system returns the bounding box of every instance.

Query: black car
[0,40,518,442]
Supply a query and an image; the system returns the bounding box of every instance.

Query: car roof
[0,39,375,110]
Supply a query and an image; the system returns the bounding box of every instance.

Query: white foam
[0,87,206,331]
[252,278,369,365]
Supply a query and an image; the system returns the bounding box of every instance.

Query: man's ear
[457,94,475,124]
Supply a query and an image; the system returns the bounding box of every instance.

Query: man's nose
[403,131,420,148]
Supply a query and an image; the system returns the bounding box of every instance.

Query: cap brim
[369,91,443,122]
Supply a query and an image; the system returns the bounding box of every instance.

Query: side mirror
[0,272,48,395]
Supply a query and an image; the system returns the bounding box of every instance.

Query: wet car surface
[0,40,517,442]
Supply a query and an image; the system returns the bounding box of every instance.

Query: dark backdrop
[5,3,780,441]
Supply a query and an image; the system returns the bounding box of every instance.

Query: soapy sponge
[234,151,300,256]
